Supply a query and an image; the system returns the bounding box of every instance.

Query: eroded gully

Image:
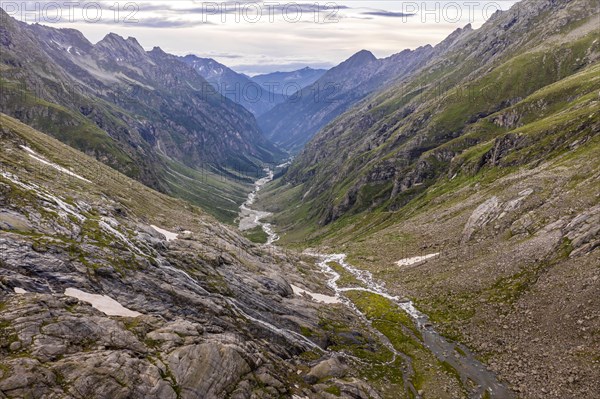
[239,169,514,399]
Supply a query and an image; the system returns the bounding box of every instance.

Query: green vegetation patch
[345,291,466,396]
[242,226,268,244]
[327,262,365,288]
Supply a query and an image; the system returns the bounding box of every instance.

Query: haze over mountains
[181,55,325,117]
[251,67,326,96]
[1,0,599,398]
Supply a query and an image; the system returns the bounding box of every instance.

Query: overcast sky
[5,1,519,75]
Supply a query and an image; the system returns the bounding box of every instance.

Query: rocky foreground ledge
[0,115,383,399]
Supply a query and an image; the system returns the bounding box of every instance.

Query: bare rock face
[167,343,252,399]
[565,205,600,257]
[57,351,177,399]
[306,356,347,382]
[258,275,294,298]
[0,295,173,399]
[462,189,537,243]
[462,196,501,243]
[0,126,383,399]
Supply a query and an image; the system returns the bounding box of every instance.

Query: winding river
[239,168,513,399]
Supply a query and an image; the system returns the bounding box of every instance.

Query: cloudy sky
[5,1,519,75]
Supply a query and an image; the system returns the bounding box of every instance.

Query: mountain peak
[337,50,377,70]
[101,32,125,43]
[126,36,141,46]
[149,46,166,55]
[435,24,474,51]
[96,32,146,59]
[182,54,213,64]
[348,49,376,63]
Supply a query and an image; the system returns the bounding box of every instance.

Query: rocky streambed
[242,169,514,399]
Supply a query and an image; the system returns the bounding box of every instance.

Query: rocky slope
[0,113,401,399]
[0,8,284,221]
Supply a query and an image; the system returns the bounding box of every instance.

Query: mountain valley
[0,8,284,222]
[0,0,599,398]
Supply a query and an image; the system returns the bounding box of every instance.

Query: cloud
[125,18,213,28]
[269,3,350,13]
[193,52,244,59]
[137,2,350,16]
[361,10,415,18]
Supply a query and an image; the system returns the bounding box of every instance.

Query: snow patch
[20,145,91,183]
[290,284,340,304]
[396,253,439,267]
[150,225,179,241]
[65,288,141,317]
[14,287,27,294]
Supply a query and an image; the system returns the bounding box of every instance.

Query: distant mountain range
[0,8,284,221]
[251,67,326,96]
[181,56,326,117]
[181,55,284,117]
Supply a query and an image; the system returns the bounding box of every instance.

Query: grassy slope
[0,79,252,223]
[0,113,205,230]
[261,59,600,244]
[264,2,599,234]
[159,157,251,224]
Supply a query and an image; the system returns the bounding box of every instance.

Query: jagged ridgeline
[264,0,599,234]
[0,7,285,222]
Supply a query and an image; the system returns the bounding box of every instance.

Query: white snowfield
[290,284,341,304]
[396,253,439,267]
[64,288,141,317]
[20,145,91,183]
[150,225,179,241]
[13,287,27,294]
